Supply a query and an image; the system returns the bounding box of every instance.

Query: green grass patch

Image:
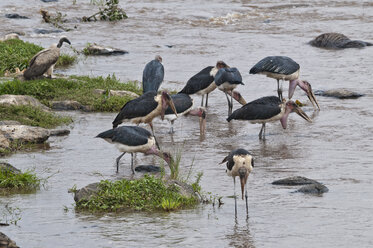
[0,39,76,75]
[0,105,72,128]
[0,168,41,192]
[0,75,141,112]
[75,175,198,212]
[0,142,50,157]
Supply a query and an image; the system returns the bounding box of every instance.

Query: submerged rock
[0,232,19,248]
[41,0,58,2]
[309,33,373,49]
[272,176,319,186]
[34,28,63,34]
[0,163,21,174]
[5,13,29,19]
[73,182,100,202]
[135,165,161,173]
[0,94,50,111]
[84,43,128,56]
[51,100,90,111]
[49,129,70,136]
[295,183,329,194]
[314,89,364,99]
[0,125,50,143]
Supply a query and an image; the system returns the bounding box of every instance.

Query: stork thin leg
[259,123,265,139]
[169,120,175,134]
[149,123,161,149]
[230,92,233,115]
[245,185,248,218]
[130,153,135,174]
[116,152,126,173]
[201,95,204,107]
[233,177,237,219]
[263,123,266,139]
[277,79,283,101]
[205,93,209,107]
[225,92,232,117]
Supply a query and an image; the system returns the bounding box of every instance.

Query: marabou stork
[179,61,228,107]
[227,96,312,139]
[23,37,71,80]
[220,149,254,218]
[96,126,172,174]
[142,55,164,94]
[161,93,206,134]
[309,33,373,49]
[249,56,319,109]
[214,67,244,116]
[112,91,178,147]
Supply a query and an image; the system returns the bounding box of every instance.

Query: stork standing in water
[112,91,178,147]
[221,149,254,218]
[227,96,312,139]
[142,55,164,94]
[96,126,172,174]
[179,61,229,107]
[161,93,206,134]
[249,56,319,109]
[214,67,244,116]
[23,37,71,80]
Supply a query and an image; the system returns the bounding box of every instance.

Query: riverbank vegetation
[0,167,41,193]
[0,75,141,112]
[0,39,76,75]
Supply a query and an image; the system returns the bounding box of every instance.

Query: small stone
[51,100,84,111]
[135,165,161,173]
[49,129,70,136]
[34,28,63,34]
[109,90,139,98]
[5,13,29,19]
[92,89,106,95]
[0,133,10,148]
[0,232,19,248]
[0,163,21,174]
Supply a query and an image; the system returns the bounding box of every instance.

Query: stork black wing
[142,59,164,94]
[112,91,158,127]
[227,96,281,121]
[214,67,243,86]
[96,126,151,147]
[249,56,299,76]
[165,93,193,115]
[179,66,214,94]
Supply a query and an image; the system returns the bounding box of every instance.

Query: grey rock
[295,183,329,194]
[314,89,364,99]
[51,100,89,111]
[0,125,49,143]
[41,0,58,2]
[0,121,21,126]
[5,13,29,19]
[49,129,70,136]
[0,133,10,148]
[109,90,139,98]
[0,232,19,248]
[0,94,50,111]
[34,28,63,34]
[135,165,161,173]
[84,44,128,56]
[73,182,100,202]
[165,180,197,199]
[272,176,319,186]
[0,163,21,174]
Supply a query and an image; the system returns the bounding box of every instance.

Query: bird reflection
[226,220,256,248]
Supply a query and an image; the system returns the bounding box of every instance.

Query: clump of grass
[0,168,41,192]
[0,39,76,75]
[83,0,128,22]
[75,175,198,212]
[0,75,141,112]
[0,105,72,128]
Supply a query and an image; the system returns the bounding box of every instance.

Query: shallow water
[1,0,373,247]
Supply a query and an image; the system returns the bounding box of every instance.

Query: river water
[1,0,373,247]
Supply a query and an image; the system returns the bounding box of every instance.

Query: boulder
[0,95,50,111]
[73,182,100,202]
[0,232,19,248]
[295,183,329,194]
[135,165,161,173]
[0,163,21,174]
[0,133,10,148]
[51,100,90,111]
[272,176,319,186]
[84,43,128,56]
[5,14,29,19]
[49,129,70,136]
[0,125,49,143]
[314,89,364,99]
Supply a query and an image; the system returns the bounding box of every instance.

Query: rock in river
[295,183,329,194]
[51,100,91,111]
[0,232,19,248]
[84,43,128,55]
[5,13,29,19]
[272,176,319,186]
[0,162,21,174]
[314,89,364,99]
[0,125,50,143]
[0,94,50,111]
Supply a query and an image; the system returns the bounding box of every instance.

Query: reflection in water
[226,219,255,248]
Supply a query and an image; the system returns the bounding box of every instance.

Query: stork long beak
[231,90,247,105]
[307,88,320,110]
[238,168,248,200]
[168,99,178,118]
[294,105,312,123]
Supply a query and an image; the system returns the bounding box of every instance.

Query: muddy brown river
[1,0,373,247]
